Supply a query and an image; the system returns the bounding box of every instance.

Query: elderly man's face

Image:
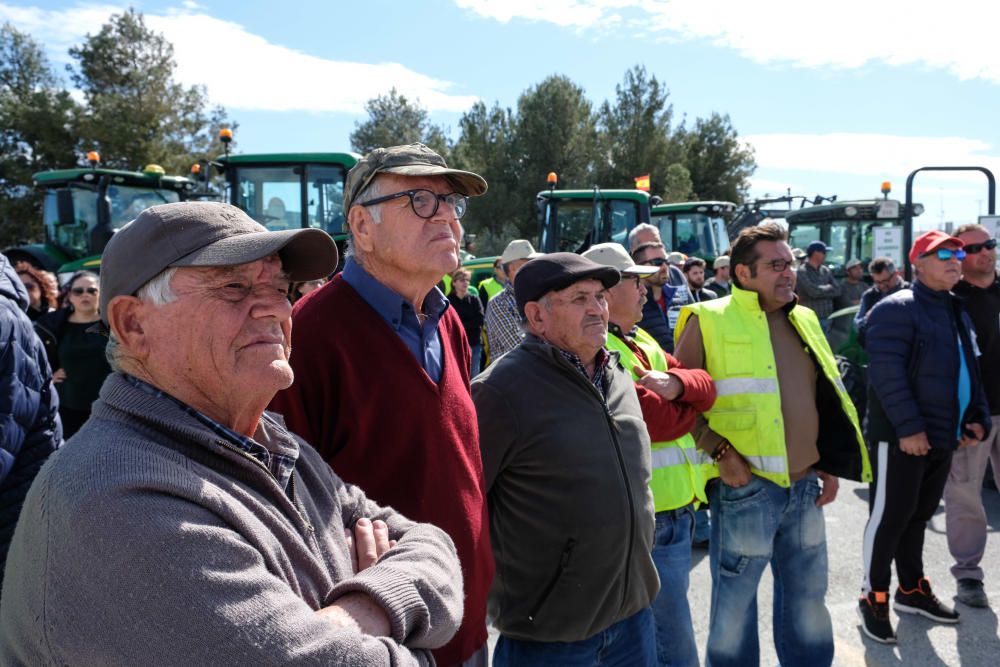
[531,278,609,360]
[916,243,963,292]
[141,255,293,415]
[366,174,462,278]
[606,273,646,329]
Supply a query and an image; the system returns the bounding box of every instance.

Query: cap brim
[171,227,338,281]
[381,165,488,197]
[623,265,659,276]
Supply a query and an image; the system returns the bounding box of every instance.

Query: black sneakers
[956,578,989,608]
[859,591,896,644]
[895,578,960,623]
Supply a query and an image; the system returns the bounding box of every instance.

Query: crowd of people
[0,142,996,667]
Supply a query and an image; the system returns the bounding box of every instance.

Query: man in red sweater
[270,144,494,667]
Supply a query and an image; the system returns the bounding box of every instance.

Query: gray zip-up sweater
[0,373,463,666]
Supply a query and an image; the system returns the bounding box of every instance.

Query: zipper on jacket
[528,538,576,623]
[214,439,314,536]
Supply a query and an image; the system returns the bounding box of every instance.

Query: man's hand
[899,432,931,456]
[634,367,683,401]
[717,446,752,488]
[316,592,392,638]
[52,368,66,383]
[344,518,396,574]
[815,470,839,507]
[959,423,985,448]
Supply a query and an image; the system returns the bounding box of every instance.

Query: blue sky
[4,0,1000,229]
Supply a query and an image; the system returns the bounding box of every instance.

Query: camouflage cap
[343,143,488,214]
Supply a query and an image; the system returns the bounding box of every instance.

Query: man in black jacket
[0,255,61,597]
[859,231,991,644]
[944,223,1000,608]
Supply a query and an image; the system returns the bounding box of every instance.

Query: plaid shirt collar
[123,374,297,489]
[556,346,611,398]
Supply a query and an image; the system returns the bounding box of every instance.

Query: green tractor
[651,200,734,266]
[3,154,196,279]
[536,183,653,254]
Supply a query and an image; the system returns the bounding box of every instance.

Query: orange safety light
[190,163,201,175]
[219,127,234,143]
[547,172,558,187]
[86,151,100,167]
[881,181,892,195]
[143,164,165,175]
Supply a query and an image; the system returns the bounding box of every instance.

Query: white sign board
[873,226,904,268]
[978,215,1000,239]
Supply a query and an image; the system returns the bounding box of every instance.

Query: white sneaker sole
[894,601,960,624]
[857,605,897,644]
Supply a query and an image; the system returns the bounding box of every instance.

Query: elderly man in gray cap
[484,238,542,363]
[271,144,494,667]
[473,252,705,667]
[0,202,464,666]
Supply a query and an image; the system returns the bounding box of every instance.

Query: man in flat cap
[0,202,464,666]
[271,144,494,667]
[473,252,706,666]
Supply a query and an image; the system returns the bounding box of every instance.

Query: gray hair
[345,176,388,263]
[628,223,661,252]
[105,267,178,371]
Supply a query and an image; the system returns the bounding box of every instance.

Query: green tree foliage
[450,101,520,253]
[596,65,682,193]
[68,9,232,175]
[0,23,78,246]
[680,112,756,203]
[349,88,449,157]
[661,163,694,203]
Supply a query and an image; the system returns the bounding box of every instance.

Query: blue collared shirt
[342,258,448,382]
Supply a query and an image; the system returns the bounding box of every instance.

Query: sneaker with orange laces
[894,578,960,624]
[858,591,896,644]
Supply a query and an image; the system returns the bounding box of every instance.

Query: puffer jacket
[0,255,62,594]
[864,280,990,449]
[639,265,691,353]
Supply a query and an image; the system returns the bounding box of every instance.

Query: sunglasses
[644,257,669,266]
[963,238,997,255]
[921,248,966,261]
[70,286,99,296]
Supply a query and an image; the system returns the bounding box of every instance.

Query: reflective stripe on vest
[606,327,704,510]
[675,287,871,488]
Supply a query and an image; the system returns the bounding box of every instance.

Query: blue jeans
[470,343,483,377]
[651,506,698,667]
[706,474,833,667]
[693,507,711,545]
[493,608,656,667]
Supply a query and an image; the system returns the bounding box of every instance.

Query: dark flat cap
[515,252,620,316]
[99,202,337,325]
[343,143,487,213]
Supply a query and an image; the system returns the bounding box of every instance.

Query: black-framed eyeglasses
[757,258,798,272]
[622,274,642,288]
[71,286,98,296]
[963,238,997,255]
[361,189,468,220]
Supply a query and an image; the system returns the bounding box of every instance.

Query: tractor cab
[651,201,734,266]
[536,176,652,254]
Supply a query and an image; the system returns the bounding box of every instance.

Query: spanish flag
[634,174,650,192]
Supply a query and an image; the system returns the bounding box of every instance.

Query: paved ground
[487,480,1000,666]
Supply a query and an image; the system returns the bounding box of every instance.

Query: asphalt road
[486,479,1000,666]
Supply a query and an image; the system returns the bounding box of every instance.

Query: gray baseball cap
[99,201,337,325]
[343,143,487,214]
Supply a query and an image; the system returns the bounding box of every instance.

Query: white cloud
[457,0,1000,84]
[0,3,479,113]
[745,133,1000,184]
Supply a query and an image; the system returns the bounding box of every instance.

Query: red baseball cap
[909,230,964,264]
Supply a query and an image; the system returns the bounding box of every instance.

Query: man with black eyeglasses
[944,223,1000,609]
[672,223,869,667]
[855,257,908,337]
[859,230,991,644]
[271,144,495,667]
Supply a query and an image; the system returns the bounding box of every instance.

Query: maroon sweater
[270,275,493,665]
